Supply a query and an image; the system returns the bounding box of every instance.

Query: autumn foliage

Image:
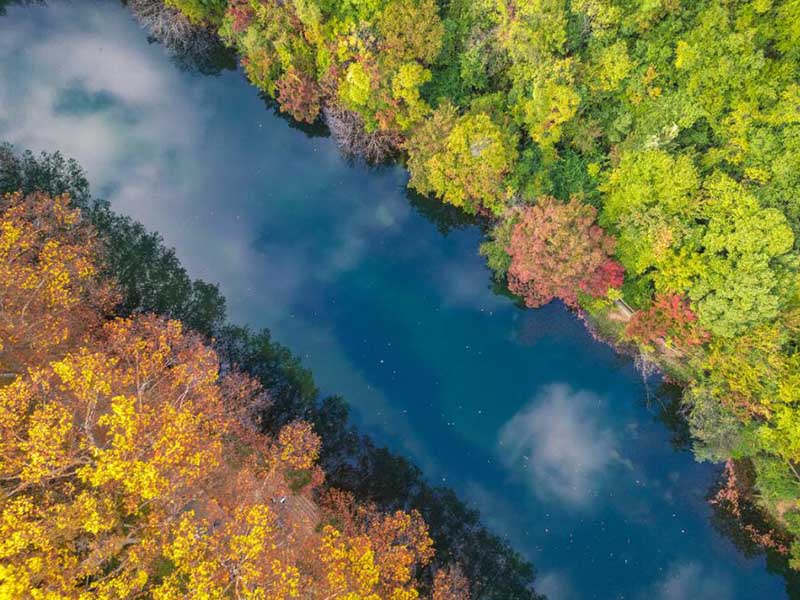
[275,67,323,124]
[158,0,800,569]
[314,492,435,599]
[0,192,116,373]
[625,293,710,350]
[0,192,466,598]
[507,197,623,307]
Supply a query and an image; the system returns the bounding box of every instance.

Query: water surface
[0,2,791,598]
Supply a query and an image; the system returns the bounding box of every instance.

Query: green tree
[601,149,699,279]
[687,174,796,337]
[165,0,227,24]
[407,110,518,214]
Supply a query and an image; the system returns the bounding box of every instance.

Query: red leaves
[507,197,623,307]
[276,67,323,124]
[227,0,255,33]
[625,293,709,349]
[580,258,625,298]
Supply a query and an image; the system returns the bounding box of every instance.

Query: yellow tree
[0,191,116,374]
[0,315,251,596]
[314,490,434,599]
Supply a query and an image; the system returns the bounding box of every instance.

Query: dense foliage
[506,197,623,307]
[154,0,800,569]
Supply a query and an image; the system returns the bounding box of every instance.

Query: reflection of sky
[0,2,790,598]
[499,384,625,508]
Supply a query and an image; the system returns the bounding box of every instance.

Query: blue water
[0,2,791,598]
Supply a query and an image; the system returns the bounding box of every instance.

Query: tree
[129,0,235,75]
[433,565,471,600]
[378,0,444,64]
[324,105,402,163]
[220,0,444,135]
[156,505,302,599]
[600,149,699,279]
[405,101,459,193]
[625,293,709,350]
[685,174,796,338]
[2,146,537,593]
[88,199,228,337]
[276,67,323,124]
[689,311,800,422]
[275,420,322,470]
[0,188,467,599]
[316,491,434,598]
[164,0,227,25]
[216,324,319,431]
[0,146,228,339]
[585,40,633,93]
[219,0,314,99]
[0,192,116,372]
[507,197,623,307]
[0,314,254,596]
[604,156,797,338]
[495,0,580,152]
[0,308,445,597]
[406,107,518,214]
[0,144,90,206]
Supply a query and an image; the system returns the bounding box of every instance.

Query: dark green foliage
[545,150,601,205]
[216,324,319,429]
[88,200,227,335]
[0,144,90,205]
[0,145,228,338]
[285,468,313,492]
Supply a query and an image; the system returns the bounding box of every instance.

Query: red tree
[625,293,710,349]
[507,197,623,307]
[276,67,322,124]
[227,0,254,33]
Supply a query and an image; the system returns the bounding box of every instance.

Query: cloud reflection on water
[646,561,734,600]
[498,383,625,508]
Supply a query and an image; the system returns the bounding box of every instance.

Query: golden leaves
[0,191,117,371]
[277,420,321,470]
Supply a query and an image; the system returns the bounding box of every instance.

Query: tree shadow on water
[646,381,800,599]
[259,93,331,139]
[406,188,480,236]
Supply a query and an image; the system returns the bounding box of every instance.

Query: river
[0,1,792,598]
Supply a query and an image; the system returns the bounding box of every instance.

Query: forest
[137,0,800,571]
